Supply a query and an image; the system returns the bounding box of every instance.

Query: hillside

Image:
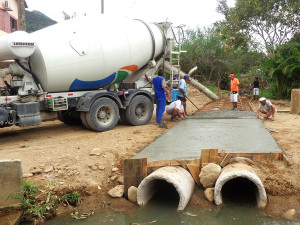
[25,10,57,33]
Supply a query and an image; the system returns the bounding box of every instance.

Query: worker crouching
[166,98,187,122]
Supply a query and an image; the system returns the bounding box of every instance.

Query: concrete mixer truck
[0,15,177,132]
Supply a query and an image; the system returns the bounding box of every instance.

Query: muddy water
[43,203,299,225]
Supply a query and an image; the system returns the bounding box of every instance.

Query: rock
[108,185,124,198]
[99,165,105,170]
[92,165,98,170]
[30,167,43,174]
[110,175,118,181]
[282,209,296,221]
[128,186,138,203]
[117,176,124,184]
[89,147,102,156]
[204,188,215,202]
[23,172,33,178]
[112,167,119,172]
[103,154,108,158]
[44,165,53,173]
[199,163,221,188]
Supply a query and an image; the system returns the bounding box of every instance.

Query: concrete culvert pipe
[137,166,195,211]
[214,163,267,209]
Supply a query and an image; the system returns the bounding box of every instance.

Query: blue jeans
[156,98,166,124]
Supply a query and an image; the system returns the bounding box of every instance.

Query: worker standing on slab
[145,70,171,128]
[257,97,276,121]
[166,98,187,122]
[178,75,190,116]
[251,77,261,100]
[229,74,240,110]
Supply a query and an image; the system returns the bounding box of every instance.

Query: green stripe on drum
[113,71,129,83]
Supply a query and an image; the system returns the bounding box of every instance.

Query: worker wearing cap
[145,70,171,128]
[177,75,190,116]
[229,74,240,110]
[257,97,276,120]
[166,98,187,122]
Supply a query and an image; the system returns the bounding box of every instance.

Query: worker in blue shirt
[177,74,190,116]
[145,70,171,128]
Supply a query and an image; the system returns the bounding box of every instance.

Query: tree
[180,26,263,88]
[217,0,300,58]
[261,34,300,99]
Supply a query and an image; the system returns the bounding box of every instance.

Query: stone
[199,163,221,188]
[204,188,215,202]
[117,176,124,184]
[128,186,138,203]
[112,167,119,172]
[110,175,118,181]
[108,185,124,198]
[44,165,53,173]
[23,172,33,178]
[282,209,296,221]
[99,165,105,170]
[91,165,98,171]
[30,167,43,174]
[89,147,102,156]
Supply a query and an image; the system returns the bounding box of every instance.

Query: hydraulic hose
[15,59,42,91]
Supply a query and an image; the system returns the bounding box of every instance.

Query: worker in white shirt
[166,98,187,122]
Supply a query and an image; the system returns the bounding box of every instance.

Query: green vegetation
[22,179,57,224]
[4,180,82,224]
[25,10,57,33]
[180,1,300,100]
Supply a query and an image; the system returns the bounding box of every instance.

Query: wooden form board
[123,158,147,198]
[147,152,283,169]
[200,149,218,168]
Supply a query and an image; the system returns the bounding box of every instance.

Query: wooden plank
[200,149,218,167]
[218,152,283,161]
[147,159,200,168]
[123,158,147,198]
[220,153,232,167]
[186,164,201,187]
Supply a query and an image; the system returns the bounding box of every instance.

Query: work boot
[158,123,168,129]
[171,117,177,122]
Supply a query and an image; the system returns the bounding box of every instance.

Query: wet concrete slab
[134,111,282,161]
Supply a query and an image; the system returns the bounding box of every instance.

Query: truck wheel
[119,108,129,125]
[86,98,119,132]
[57,109,81,125]
[80,112,91,130]
[125,95,153,126]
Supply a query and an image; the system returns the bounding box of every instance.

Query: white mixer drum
[29,15,165,92]
[0,31,35,61]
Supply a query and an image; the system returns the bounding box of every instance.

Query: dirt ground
[0,85,299,219]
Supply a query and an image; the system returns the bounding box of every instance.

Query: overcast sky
[25,0,235,29]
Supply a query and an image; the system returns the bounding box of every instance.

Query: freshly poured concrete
[134,111,282,161]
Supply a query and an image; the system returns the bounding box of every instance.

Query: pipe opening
[147,179,180,208]
[221,177,258,206]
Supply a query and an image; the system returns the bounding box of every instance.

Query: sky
[25,0,235,29]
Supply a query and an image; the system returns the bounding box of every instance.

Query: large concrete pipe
[163,61,219,100]
[137,166,195,211]
[214,163,267,209]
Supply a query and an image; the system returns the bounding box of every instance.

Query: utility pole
[17,0,26,31]
[101,0,104,14]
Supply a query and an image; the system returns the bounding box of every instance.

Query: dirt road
[0,85,299,217]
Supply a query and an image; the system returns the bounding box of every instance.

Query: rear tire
[125,95,153,126]
[86,98,119,132]
[119,108,129,125]
[80,112,91,130]
[57,109,81,125]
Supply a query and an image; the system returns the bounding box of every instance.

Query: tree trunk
[17,0,26,31]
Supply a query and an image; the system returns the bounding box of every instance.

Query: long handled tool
[185,95,200,111]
